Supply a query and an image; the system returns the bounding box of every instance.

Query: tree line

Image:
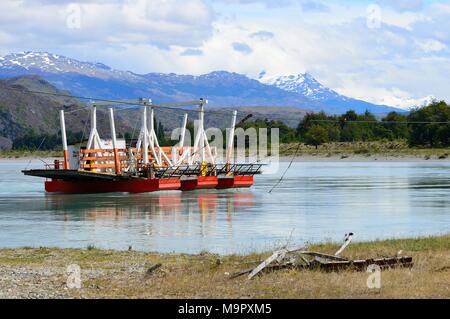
[9,101,450,150]
[238,100,450,149]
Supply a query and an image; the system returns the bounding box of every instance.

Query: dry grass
[2,141,450,160]
[0,149,61,159]
[0,235,449,299]
[280,141,450,160]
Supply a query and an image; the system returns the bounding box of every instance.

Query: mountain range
[0,76,138,149]
[0,75,309,149]
[0,51,403,115]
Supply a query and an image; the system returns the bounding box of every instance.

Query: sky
[0,0,449,108]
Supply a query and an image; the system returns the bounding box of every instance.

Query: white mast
[226,110,237,169]
[109,108,121,174]
[86,105,102,150]
[142,106,149,165]
[59,110,69,169]
[179,113,188,148]
[148,107,160,164]
[200,103,205,163]
[190,99,214,165]
[136,102,173,167]
[174,113,189,166]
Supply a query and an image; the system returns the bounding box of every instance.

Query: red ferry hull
[216,176,254,189]
[44,176,252,193]
[45,178,180,194]
[180,176,218,191]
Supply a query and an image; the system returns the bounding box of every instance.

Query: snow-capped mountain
[0,51,403,114]
[381,94,438,111]
[259,73,406,114]
[0,51,142,81]
[413,95,437,109]
[260,73,345,102]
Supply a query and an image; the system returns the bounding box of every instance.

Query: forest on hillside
[238,101,450,148]
[7,101,450,151]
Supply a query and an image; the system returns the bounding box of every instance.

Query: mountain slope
[0,75,308,150]
[260,73,342,101]
[0,51,404,115]
[0,52,142,81]
[0,76,137,149]
[260,73,398,114]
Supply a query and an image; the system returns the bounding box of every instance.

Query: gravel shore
[1,236,449,299]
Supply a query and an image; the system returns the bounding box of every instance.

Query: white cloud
[301,1,329,12]
[378,0,424,13]
[416,39,447,53]
[0,0,449,108]
[213,0,294,8]
[180,48,204,56]
[0,0,215,48]
[335,84,432,110]
[430,3,450,15]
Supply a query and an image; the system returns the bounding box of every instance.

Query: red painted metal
[198,176,219,189]
[44,175,252,193]
[180,176,218,191]
[216,176,234,189]
[216,176,254,189]
[158,178,181,191]
[233,175,254,188]
[45,178,180,194]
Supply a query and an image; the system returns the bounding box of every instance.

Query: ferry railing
[45,160,63,170]
[155,163,263,178]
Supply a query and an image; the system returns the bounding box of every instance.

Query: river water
[0,160,449,254]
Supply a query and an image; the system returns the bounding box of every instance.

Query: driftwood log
[229,233,413,280]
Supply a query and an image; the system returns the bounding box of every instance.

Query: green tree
[185,120,195,146]
[382,112,409,140]
[297,112,340,142]
[238,118,297,144]
[304,125,329,149]
[408,101,450,147]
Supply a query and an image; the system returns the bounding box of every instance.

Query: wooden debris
[335,232,354,256]
[145,263,162,276]
[229,233,414,280]
[311,256,413,272]
[247,245,305,280]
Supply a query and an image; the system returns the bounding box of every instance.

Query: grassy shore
[2,141,450,160]
[280,141,450,160]
[0,235,448,298]
[0,149,61,159]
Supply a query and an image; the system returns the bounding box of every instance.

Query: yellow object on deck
[89,160,96,172]
[200,161,208,176]
[225,162,233,176]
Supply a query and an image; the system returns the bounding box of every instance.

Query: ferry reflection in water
[44,191,255,239]
[3,160,450,254]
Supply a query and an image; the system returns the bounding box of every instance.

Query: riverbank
[0,149,61,159]
[2,141,450,161]
[0,235,448,299]
[279,141,450,161]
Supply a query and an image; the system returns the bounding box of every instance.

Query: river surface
[0,160,449,254]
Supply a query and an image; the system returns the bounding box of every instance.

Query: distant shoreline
[1,154,449,163]
[1,141,450,162]
[277,154,450,162]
